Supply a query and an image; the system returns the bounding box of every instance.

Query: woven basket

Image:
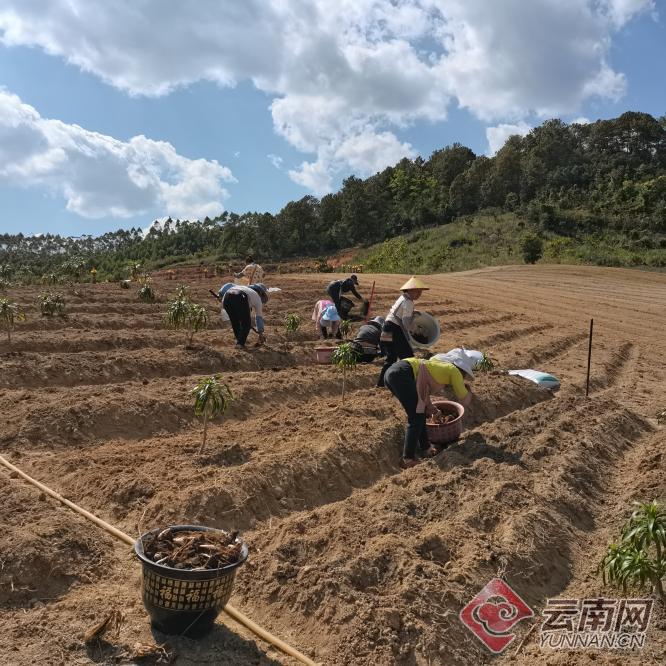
[426,400,465,445]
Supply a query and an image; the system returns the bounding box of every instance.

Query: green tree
[521,233,544,264]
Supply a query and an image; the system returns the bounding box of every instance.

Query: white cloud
[0,1,651,195]
[0,90,235,220]
[267,153,283,169]
[600,0,656,27]
[288,158,333,196]
[571,116,591,125]
[335,131,416,175]
[486,122,532,155]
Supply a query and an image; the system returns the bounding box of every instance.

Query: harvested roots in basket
[427,411,453,425]
[142,529,243,570]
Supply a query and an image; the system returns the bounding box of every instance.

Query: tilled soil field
[1,265,664,665]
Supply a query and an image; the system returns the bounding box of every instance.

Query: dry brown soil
[1,265,664,665]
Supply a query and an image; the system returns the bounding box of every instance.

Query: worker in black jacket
[326,275,363,319]
[351,316,384,363]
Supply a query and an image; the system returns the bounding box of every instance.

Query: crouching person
[312,299,341,339]
[350,316,384,363]
[385,350,474,469]
[221,283,269,349]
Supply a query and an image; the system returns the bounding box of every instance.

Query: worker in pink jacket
[312,299,341,339]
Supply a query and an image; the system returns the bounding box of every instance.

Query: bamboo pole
[0,454,319,666]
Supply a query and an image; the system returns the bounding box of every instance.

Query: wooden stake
[586,318,594,397]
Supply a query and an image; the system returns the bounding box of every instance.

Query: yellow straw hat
[400,276,429,291]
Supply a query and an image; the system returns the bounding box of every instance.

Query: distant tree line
[1,111,664,279]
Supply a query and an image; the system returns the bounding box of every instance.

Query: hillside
[351,212,666,274]
[1,111,665,281]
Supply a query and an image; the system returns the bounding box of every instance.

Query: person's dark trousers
[384,360,429,459]
[224,291,251,346]
[377,321,414,387]
[320,325,329,339]
[326,282,342,312]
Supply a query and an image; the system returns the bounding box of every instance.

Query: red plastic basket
[314,346,335,364]
[426,400,465,445]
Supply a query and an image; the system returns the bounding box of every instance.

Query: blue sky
[0,0,664,237]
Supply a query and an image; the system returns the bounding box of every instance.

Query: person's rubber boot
[400,457,420,469]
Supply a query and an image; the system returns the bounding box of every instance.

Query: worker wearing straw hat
[384,351,475,468]
[377,276,428,387]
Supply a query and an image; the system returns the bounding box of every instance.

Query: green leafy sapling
[599,500,666,599]
[332,342,360,401]
[0,298,26,344]
[339,319,352,340]
[39,293,66,317]
[191,374,234,455]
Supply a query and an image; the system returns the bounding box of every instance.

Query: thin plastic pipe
[0,454,319,666]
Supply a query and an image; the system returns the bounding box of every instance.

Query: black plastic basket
[135,525,248,638]
[339,296,354,318]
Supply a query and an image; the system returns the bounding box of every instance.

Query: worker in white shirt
[377,276,428,387]
[235,255,265,284]
[221,283,268,349]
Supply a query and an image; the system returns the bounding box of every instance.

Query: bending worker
[221,282,268,349]
[351,316,384,362]
[312,299,341,339]
[235,255,264,284]
[326,274,363,319]
[385,349,475,469]
[377,276,427,387]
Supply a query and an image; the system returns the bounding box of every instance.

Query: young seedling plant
[339,319,352,340]
[284,313,301,335]
[185,304,209,346]
[137,275,156,303]
[164,286,209,345]
[191,374,234,455]
[474,352,495,372]
[598,500,666,600]
[332,342,360,401]
[138,283,156,303]
[39,293,66,317]
[284,313,301,346]
[0,298,25,344]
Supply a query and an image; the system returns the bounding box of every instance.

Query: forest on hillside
[1,111,665,280]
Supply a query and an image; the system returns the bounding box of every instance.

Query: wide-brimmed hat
[400,276,429,291]
[322,305,341,322]
[439,348,475,379]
